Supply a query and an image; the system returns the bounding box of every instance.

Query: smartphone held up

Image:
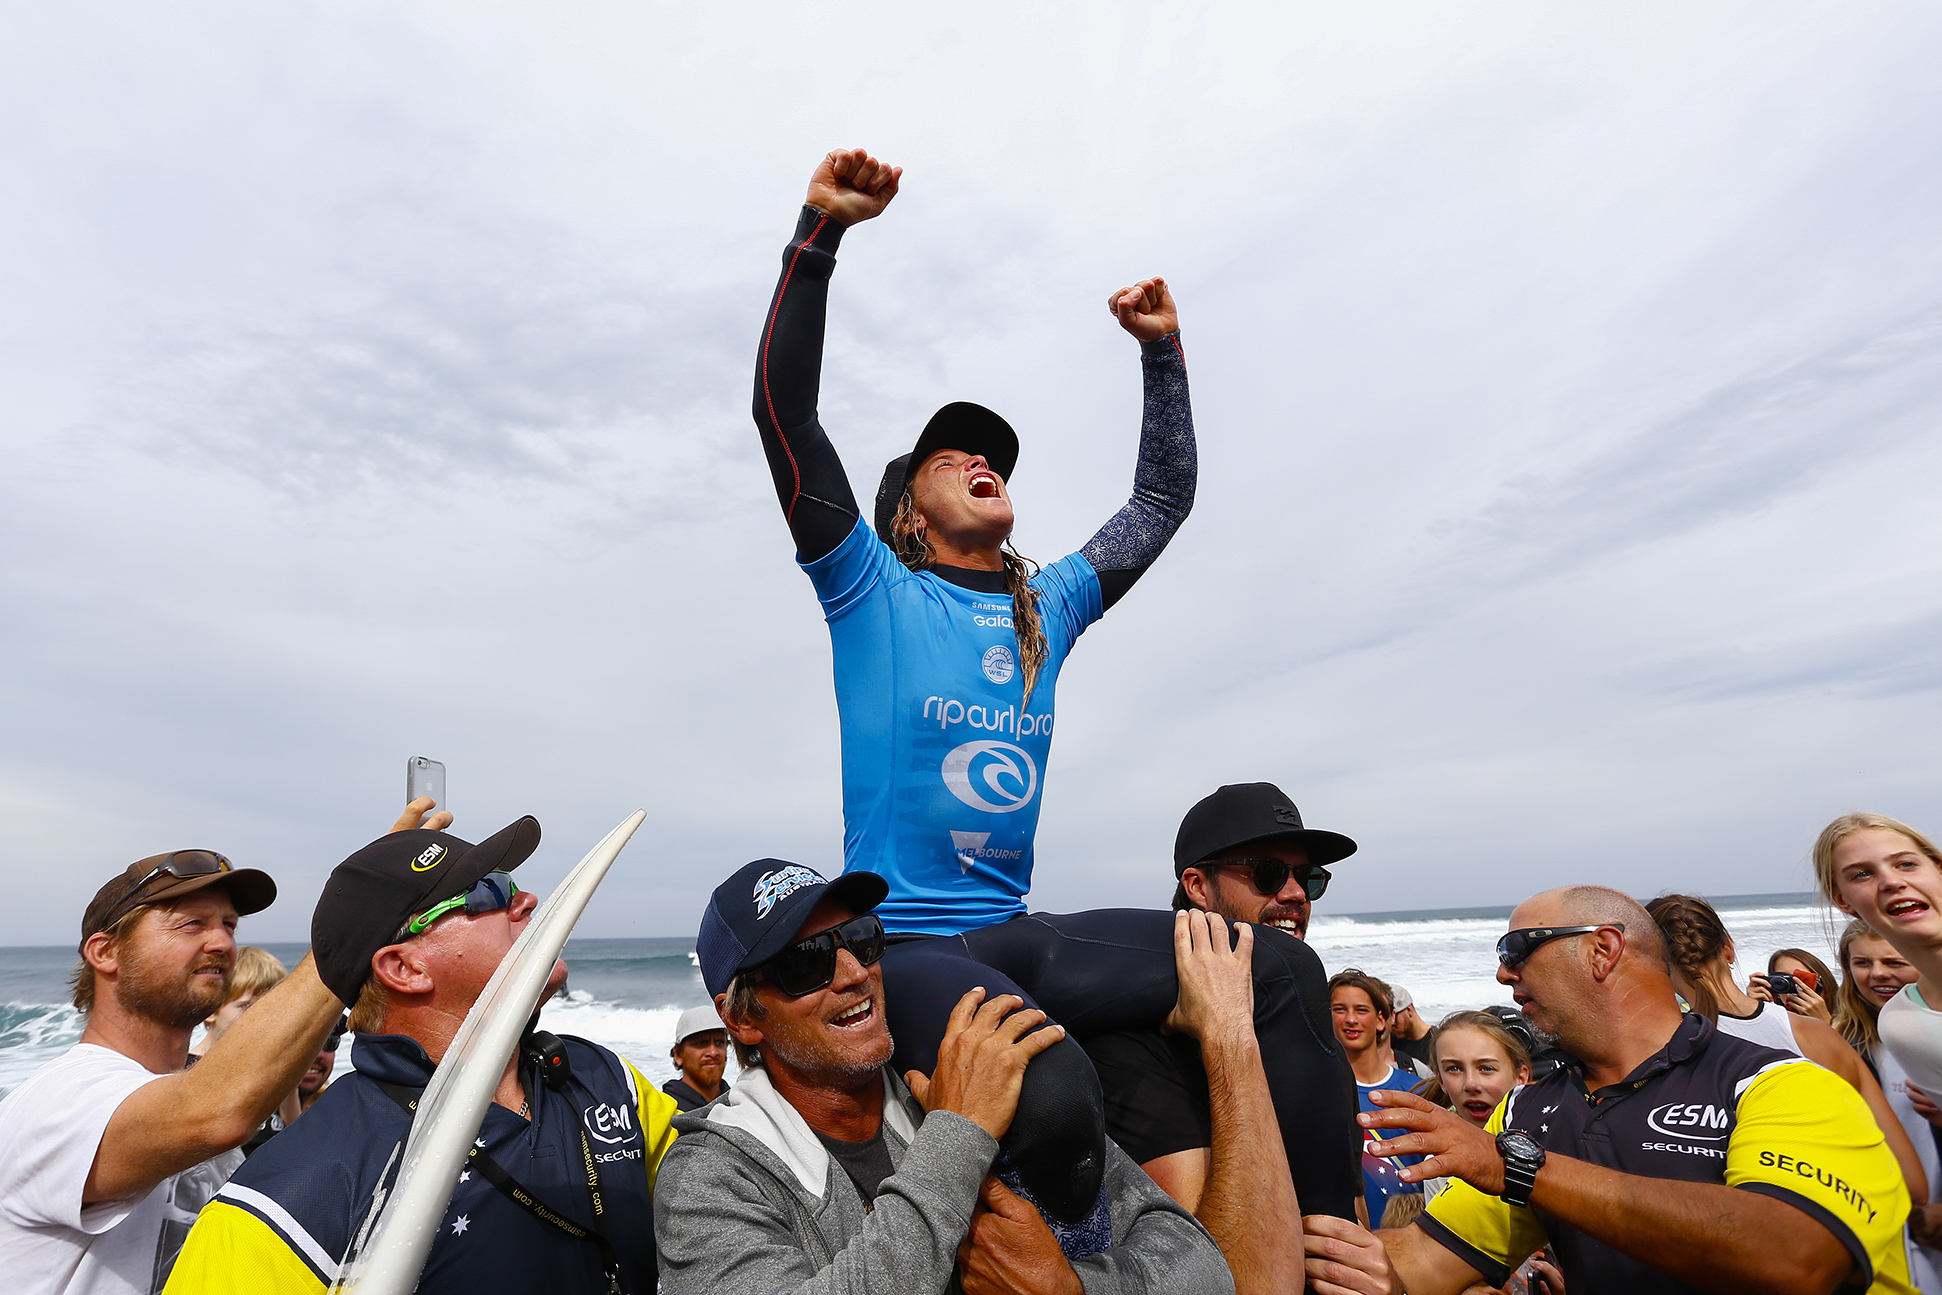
[407,756,445,811]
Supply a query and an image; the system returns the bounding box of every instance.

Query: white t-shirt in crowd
[1881,985,1942,1097]
[0,1043,243,1295]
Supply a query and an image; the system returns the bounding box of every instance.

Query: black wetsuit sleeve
[1080,334,1197,610]
[752,206,862,563]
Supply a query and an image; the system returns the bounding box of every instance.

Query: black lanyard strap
[373,1078,626,1294]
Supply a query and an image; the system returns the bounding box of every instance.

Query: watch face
[1500,1132,1540,1158]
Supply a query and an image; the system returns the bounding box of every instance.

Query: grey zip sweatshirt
[653,1066,1234,1295]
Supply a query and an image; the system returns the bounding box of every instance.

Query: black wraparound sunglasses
[1212,858,1332,902]
[93,850,234,935]
[1497,923,1623,969]
[755,913,887,997]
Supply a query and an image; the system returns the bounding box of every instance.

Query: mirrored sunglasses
[756,913,886,997]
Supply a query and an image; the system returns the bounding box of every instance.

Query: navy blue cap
[696,860,888,999]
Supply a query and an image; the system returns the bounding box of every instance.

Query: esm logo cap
[310,816,542,1009]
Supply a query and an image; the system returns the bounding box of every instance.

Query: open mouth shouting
[967,470,1003,500]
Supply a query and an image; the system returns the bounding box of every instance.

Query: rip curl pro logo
[410,844,449,872]
[752,865,821,920]
[1646,1101,1730,1142]
[941,740,1039,814]
[981,645,1015,684]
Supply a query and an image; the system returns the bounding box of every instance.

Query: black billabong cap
[80,851,276,948]
[1173,782,1358,875]
[872,401,1020,544]
[695,859,888,999]
[311,816,541,1009]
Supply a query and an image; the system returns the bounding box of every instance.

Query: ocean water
[0,894,1843,1097]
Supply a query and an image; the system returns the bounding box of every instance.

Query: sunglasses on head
[1212,858,1331,902]
[401,871,520,939]
[755,913,886,997]
[94,850,234,934]
[1497,923,1623,969]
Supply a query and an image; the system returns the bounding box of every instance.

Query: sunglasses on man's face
[1496,923,1623,970]
[756,913,887,997]
[1214,858,1331,902]
[401,871,520,940]
[94,850,235,934]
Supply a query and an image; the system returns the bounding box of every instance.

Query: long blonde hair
[1811,812,1942,912]
[1416,1010,1532,1109]
[1833,919,1892,1059]
[890,490,1049,707]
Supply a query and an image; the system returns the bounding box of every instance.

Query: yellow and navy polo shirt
[1422,1013,1911,1295]
[162,1031,679,1294]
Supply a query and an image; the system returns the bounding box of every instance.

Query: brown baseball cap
[80,850,277,949]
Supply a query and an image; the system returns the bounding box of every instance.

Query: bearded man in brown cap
[0,800,442,1295]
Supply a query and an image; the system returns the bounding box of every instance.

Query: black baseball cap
[80,851,276,948]
[1173,782,1358,876]
[872,401,1019,544]
[695,859,888,999]
[311,816,541,1009]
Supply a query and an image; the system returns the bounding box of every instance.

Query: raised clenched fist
[1107,276,1180,343]
[806,148,902,227]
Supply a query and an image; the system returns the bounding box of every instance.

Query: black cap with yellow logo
[310,816,541,1009]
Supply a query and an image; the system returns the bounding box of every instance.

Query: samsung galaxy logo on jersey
[752,865,821,919]
[922,695,1054,737]
[1645,1102,1730,1141]
[410,844,449,872]
[942,740,1039,814]
[972,613,1015,630]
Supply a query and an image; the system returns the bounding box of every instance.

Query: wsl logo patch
[981,644,1015,685]
[410,844,449,872]
[941,740,1039,814]
[752,865,822,919]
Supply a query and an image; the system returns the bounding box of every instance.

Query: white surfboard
[330,809,647,1295]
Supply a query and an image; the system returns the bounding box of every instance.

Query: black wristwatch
[1496,1130,1545,1208]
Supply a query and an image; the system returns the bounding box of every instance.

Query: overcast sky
[6,4,1942,944]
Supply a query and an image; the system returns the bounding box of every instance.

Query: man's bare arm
[1166,911,1304,1295]
[84,798,451,1203]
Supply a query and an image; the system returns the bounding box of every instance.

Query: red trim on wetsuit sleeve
[760,213,831,525]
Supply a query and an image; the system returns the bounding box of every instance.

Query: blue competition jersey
[804,516,1104,933]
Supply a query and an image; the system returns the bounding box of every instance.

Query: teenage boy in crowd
[1081,780,1365,1272]
[1304,885,1916,1295]
[655,859,1233,1295]
[166,814,679,1294]
[1329,970,1427,1229]
[0,807,421,1295]
[664,1005,731,1112]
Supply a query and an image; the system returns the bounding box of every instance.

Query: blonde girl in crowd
[1816,814,1942,1289]
[1391,1011,1564,1295]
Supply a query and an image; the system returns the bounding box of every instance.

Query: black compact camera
[1766,972,1801,998]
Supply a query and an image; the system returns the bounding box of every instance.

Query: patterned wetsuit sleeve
[753,206,862,563]
[1727,1057,1913,1291]
[1079,334,1196,610]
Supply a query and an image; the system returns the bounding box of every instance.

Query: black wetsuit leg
[880,938,1108,1225]
[881,911,1361,1224]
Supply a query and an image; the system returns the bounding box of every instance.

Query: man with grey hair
[1303,884,1915,1295]
[656,858,1233,1295]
